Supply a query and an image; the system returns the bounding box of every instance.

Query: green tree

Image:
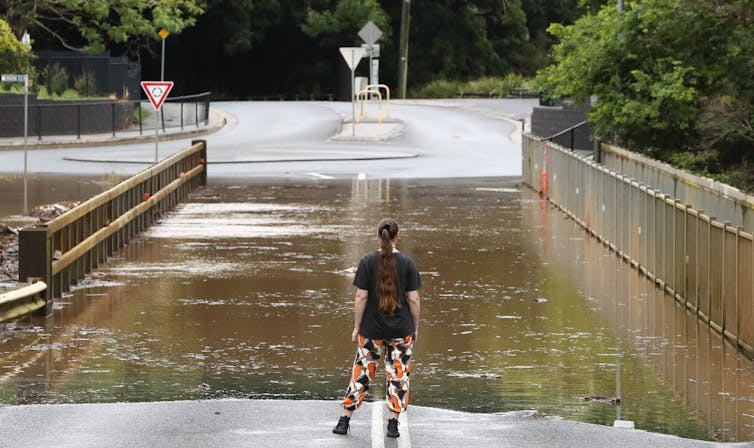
[535,0,754,190]
[0,18,32,75]
[2,0,205,57]
[406,0,531,89]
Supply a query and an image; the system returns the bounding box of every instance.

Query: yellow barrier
[356,88,383,124]
[356,84,392,124]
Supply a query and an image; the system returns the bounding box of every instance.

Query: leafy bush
[41,64,69,96]
[60,88,80,99]
[411,79,463,99]
[412,75,532,99]
[74,71,97,96]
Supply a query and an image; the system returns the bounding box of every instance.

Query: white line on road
[371,401,411,448]
[398,410,411,448]
[306,172,335,179]
[372,401,385,448]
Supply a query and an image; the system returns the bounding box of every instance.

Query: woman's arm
[408,290,420,343]
[352,288,368,343]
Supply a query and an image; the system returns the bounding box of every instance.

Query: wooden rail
[0,281,47,322]
[18,140,207,316]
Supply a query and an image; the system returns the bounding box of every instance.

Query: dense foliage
[2,0,204,55]
[1,1,594,98]
[535,0,754,190]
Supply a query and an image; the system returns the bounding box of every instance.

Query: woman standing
[333,218,421,438]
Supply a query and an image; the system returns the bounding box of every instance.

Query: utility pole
[397,0,411,99]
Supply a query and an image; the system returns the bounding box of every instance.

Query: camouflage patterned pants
[340,335,414,413]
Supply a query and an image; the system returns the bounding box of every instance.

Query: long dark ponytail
[377,218,399,316]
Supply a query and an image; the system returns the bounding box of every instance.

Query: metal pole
[23,74,28,215]
[351,51,356,137]
[397,0,411,99]
[618,0,623,12]
[161,38,165,82]
[154,107,159,163]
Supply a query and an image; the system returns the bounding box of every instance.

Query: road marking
[398,411,411,448]
[306,172,335,179]
[371,401,385,448]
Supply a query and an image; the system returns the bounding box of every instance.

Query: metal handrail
[545,120,589,152]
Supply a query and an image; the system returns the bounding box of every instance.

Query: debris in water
[533,298,548,303]
[576,396,621,405]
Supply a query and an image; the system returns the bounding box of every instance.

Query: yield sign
[339,47,366,71]
[140,81,174,110]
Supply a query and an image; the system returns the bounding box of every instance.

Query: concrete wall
[530,103,593,150]
[0,93,135,138]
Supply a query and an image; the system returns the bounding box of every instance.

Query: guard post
[18,227,53,317]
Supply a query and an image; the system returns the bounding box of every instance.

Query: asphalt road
[0,99,531,179]
[0,399,746,448]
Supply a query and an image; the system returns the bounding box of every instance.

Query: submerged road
[1,100,748,447]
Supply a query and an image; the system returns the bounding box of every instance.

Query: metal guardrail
[600,143,754,234]
[523,134,754,359]
[545,120,589,152]
[246,94,335,101]
[18,140,207,317]
[0,281,47,322]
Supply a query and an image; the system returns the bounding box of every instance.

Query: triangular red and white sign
[140,81,174,110]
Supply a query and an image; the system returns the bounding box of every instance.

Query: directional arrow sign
[358,21,383,46]
[140,81,174,110]
[339,47,366,71]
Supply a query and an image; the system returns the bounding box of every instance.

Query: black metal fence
[0,92,211,139]
[0,51,140,100]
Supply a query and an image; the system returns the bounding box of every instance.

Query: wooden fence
[523,134,754,359]
[18,139,207,316]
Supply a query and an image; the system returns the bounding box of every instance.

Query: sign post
[2,73,29,214]
[339,47,366,136]
[140,81,174,163]
[158,29,169,81]
[358,21,383,92]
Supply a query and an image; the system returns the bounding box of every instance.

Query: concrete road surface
[0,100,530,179]
[0,399,746,448]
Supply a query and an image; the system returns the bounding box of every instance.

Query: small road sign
[158,29,170,40]
[358,21,383,46]
[1,74,26,82]
[141,81,174,110]
[339,47,366,71]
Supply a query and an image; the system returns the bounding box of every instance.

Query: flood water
[1,176,753,442]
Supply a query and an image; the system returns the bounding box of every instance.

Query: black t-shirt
[353,251,422,339]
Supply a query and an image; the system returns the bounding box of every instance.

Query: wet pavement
[1,400,744,448]
[2,178,753,444]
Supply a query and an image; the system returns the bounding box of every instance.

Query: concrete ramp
[0,399,734,448]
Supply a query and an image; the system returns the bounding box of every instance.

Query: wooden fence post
[18,227,52,317]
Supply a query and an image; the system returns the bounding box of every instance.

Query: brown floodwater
[1,176,753,442]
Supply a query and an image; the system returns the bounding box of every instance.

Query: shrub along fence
[523,134,754,359]
[18,140,207,317]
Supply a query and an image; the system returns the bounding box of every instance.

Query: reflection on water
[0,178,752,441]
